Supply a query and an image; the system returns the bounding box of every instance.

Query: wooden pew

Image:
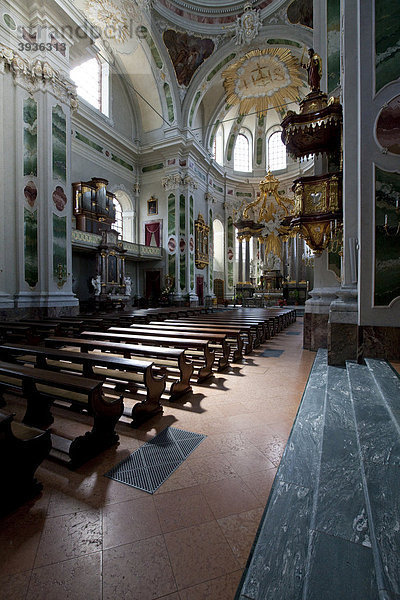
[0,411,52,513]
[147,321,247,360]
[162,320,256,354]
[108,326,231,370]
[41,338,193,399]
[77,331,216,381]
[178,316,267,344]
[0,323,39,345]
[0,360,124,467]
[0,343,176,408]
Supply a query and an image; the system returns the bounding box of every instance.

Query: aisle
[0,318,315,600]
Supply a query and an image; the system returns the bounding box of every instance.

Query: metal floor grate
[261,349,284,357]
[104,427,206,494]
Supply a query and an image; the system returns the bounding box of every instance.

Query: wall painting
[375,166,400,306]
[376,95,400,155]
[375,0,400,92]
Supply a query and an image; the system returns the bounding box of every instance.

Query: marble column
[245,239,250,282]
[238,240,243,281]
[0,38,78,317]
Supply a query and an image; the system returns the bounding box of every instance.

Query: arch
[113,189,136,243]
[213,218,224,272]
[234,129,252,172]
[213,124,224,165]
[267,128,287,171]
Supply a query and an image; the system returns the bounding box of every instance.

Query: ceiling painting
[163,30,214,86]
[287,0,313,29]
[222,48,303,116]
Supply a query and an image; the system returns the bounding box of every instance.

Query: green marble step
[347,361,400,600]
[235,349,328,599]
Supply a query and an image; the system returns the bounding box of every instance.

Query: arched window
[234,131,252,172]
[70,56,109,116]
[113,190,136,242]
[113,198,123,238]
[267,131,287,171]
[213,125,224,165]
[213,219,224,272]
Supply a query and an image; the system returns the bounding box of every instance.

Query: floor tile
[223,446,275,476]
[103,496,161,549]
[103,535,176,600]
[154,485,214,533]
[164,521,239,589]
[178,570,243,600]
[27,552,102,600]
[0,571,31,600]
[0,505,47,576]
[201,477,261,519]
[188,453,238,485]
[34,508,102,568]
[217,507,264,566]
[241,467,277,503]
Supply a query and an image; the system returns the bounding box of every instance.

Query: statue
[305,48,322,92]
[273,255,281,271]
[124,276,132,296]
[91,274,101,296]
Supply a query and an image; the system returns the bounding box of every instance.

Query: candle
[384,214,388,226]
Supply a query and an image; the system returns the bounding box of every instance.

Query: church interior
[0,0,400,598]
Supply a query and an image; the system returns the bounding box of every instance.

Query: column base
[303,312,329,350]
[13,292,79,317]
[359,325,400,361]
[328,322,359,365]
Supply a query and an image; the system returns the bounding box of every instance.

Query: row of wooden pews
[0,304,296,511]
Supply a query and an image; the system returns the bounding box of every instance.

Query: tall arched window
[113,198,123,238]
[113,190,136,242]
[213,125,224,165]
[267,131,287,171]
[70,56,109,116]
[234,131,252,172]
[213,219,224,272]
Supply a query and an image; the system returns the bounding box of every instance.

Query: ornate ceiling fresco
[222,48,303,116]
[155,0,279,24]
[163,31,214,86]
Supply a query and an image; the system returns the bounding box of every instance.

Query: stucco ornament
[233,2,261,46]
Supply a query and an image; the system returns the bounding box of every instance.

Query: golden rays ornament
[222,48,302,115]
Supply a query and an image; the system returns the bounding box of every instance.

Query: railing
[72,229,163,260]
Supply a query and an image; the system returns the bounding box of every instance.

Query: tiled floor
[0,320,316,600]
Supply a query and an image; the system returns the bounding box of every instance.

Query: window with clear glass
[234,132,252,172]
[268,131,287,171]
[113,199,123,238]
[213,219,224,272]
[213,126,224,165]
[70,57,109,115]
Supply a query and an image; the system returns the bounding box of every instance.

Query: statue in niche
[91,274,101,296]
[305,48,322,92]
[124,276,132,296]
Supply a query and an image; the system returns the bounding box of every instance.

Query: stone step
[347,361,400,600]
[348,360,400,600]
[303,364,377,600]
[236,348,328,600]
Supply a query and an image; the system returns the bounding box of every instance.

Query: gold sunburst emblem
[222,48,303,115]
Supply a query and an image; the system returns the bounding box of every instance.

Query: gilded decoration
[289,172,342,254]
[222,48,303,116]
[234,172,293,260]
[195,213,209,269]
